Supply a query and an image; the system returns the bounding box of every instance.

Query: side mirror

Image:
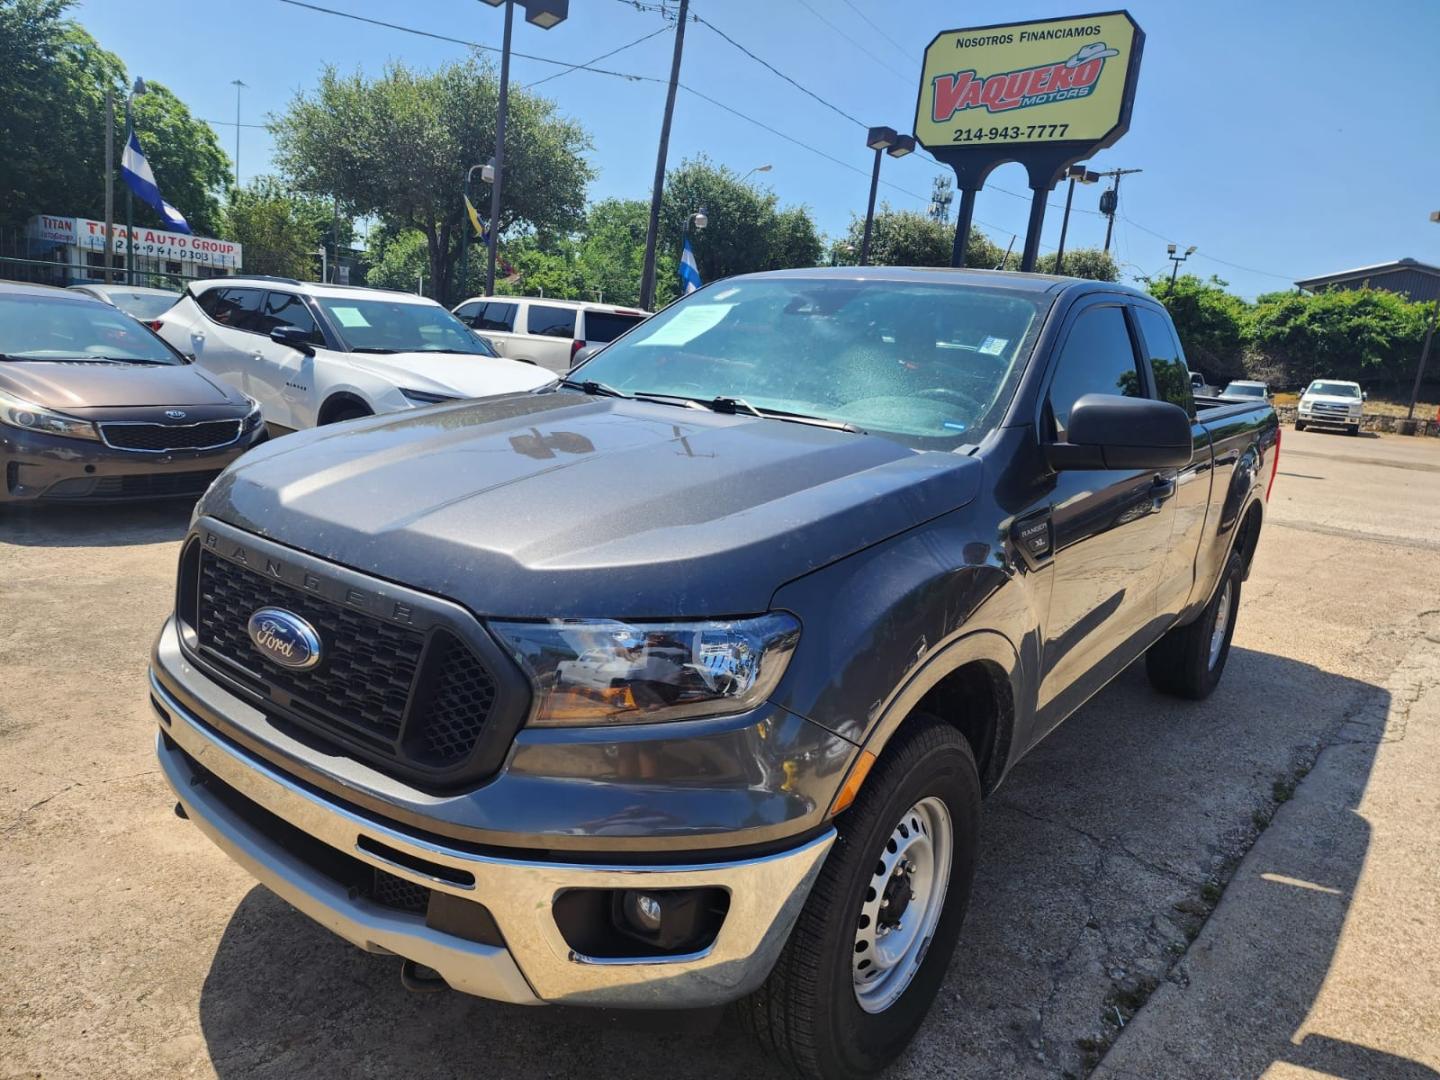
[270,325,315,354]
[1362,391,1368,401]
[1047,394,1192,471]
[570,343,603,370]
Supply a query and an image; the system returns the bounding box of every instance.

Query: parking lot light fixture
[524,0,568,29]
[860,127,911,266]
[1167,243,1196,287]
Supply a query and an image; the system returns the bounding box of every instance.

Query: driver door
[251,291,323,431]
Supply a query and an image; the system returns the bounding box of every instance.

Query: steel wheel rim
[1208,579,1233,669]
[852,796,953,1014]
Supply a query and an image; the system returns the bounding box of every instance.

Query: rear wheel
[1146,551,1243,700]
[738,715,980,1080]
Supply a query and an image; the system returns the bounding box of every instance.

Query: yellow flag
[464,193,486,240]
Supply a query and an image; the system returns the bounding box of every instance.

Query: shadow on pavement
[196,646,1391,1080]
[0,499,193,547]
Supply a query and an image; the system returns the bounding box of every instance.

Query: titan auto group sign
[74,218,243,270]
[913,10,1143,271]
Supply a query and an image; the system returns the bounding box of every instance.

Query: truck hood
[200,392,982,618]
[0,359,245,409]
[339,350,556,398]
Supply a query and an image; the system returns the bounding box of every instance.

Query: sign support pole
[950,187,977,268]
[1021,187,1047,272]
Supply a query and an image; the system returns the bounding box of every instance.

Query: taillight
[145,319,164,331]
[1266,425,1281,502]
[570,339,585,361]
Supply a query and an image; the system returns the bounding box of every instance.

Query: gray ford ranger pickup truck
[151,268,1278,1079]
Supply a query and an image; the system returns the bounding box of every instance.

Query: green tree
[273,57,593,305]
[659,156,822,299]
[221,177,331,279]
[365,228,430,293]
[838,206,1005,270]
[0,0,228,232]
[1036,248,1119,281]
[1245,287,1430,388]
[1145,273,1251,381]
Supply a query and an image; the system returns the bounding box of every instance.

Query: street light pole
[103,86,115,284]
[639,0,690,311]
[123,77,147,286]
[738,163,773,185]
[1054,165,1098,276]
[230,80,247,189]
[1167,243,1196,287]
[485,0,515,297]
[859,127,914,267]
[1405,211,1440,422]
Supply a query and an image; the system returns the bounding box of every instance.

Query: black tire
[1294,419,1305,431]
[320,403,372,425]
[1347,424,1360,436]
[737,715,981,1080]
[1146,551,1243,700]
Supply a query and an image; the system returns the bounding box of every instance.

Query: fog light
[624,891,664,934]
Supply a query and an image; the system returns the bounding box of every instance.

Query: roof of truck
[743,265,1147,296]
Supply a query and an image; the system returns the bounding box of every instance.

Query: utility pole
[1097,167,1142,253]
[1406,210,1440,423]
[639,0,689,311]
[230,80,247,189]
[928,175,953,224]
[103,87,115,284]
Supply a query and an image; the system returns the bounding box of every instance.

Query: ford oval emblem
[246,607,322,670]
[165,409,187,420]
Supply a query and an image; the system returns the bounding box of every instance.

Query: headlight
[492,613,801,726]
[242,395,263,430]
[400,387,459,406]
[0,388,98,441]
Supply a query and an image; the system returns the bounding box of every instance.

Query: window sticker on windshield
[978,336,1008,356]
[637,303,734,346]
[331,306,371,328]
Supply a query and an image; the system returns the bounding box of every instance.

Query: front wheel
[1146,551,1242,700]
[738,715,980,1080]
[1294,419,1306,431]
[1347,423,1360,436]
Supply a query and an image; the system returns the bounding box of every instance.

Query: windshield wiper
[0,354,169,364]
[559,378,631,400]
[348,347,401,354]
[695,396,865,434]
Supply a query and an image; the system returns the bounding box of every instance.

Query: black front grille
[368,868,430,914]
[101,419,241,451]
[42,470,220,499]
[193,550,501,773]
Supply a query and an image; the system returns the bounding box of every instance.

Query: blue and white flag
[120,129,191,234]
[678,236,702,295]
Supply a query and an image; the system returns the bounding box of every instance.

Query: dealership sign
[911,11,1143,272]
[30,217,243,269]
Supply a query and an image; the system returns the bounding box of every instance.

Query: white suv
[1296,379,1365,435]
[157,278,554,433]
[453,296,650,374]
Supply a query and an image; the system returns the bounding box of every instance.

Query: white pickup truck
[1295,379,1365,435]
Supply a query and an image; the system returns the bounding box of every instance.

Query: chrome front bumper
[152,671,834,1008]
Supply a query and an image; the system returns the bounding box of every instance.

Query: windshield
[107,291,179,320]
[1225,383,1265,397]
[1308,381,1360,398]
[315,296,499,355]
[0,294,181,364]
[569,278,1045,448]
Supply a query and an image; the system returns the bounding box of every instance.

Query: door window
[1133,306,1192,415]
[454,301,482,325]
[198,287,265,331]
[1046,305,1143,437]
[262,291,324,344]
[527,304,577,339]
[475,301,518,332]
[583,311,645,343]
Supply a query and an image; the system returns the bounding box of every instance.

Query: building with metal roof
[1295,258,1440,304]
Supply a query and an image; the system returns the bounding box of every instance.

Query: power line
[202,119,268,129]
[789,0,914,82]
[526,25,670,88]
[694,13,866,130]
[834,0,913,65]
[1119,215,1299,280]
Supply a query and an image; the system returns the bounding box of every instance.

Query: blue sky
[77,0,1440,298]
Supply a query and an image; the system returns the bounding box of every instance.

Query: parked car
[156,277,555,434]
[1219,379,1270,403]
[1188,369,1217,396]
[150,269,1277,1079]
[452,295,650,373]
[0,280,265,504]
[67,283,180,326]
[1295,378,1365,435]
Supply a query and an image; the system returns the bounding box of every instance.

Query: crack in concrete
[3,769,158,833]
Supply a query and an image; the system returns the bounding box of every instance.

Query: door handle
[1150,475,1177,509]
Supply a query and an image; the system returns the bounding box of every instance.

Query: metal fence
[0,224,210,292]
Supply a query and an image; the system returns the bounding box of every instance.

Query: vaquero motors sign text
[915,11,1141,151]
